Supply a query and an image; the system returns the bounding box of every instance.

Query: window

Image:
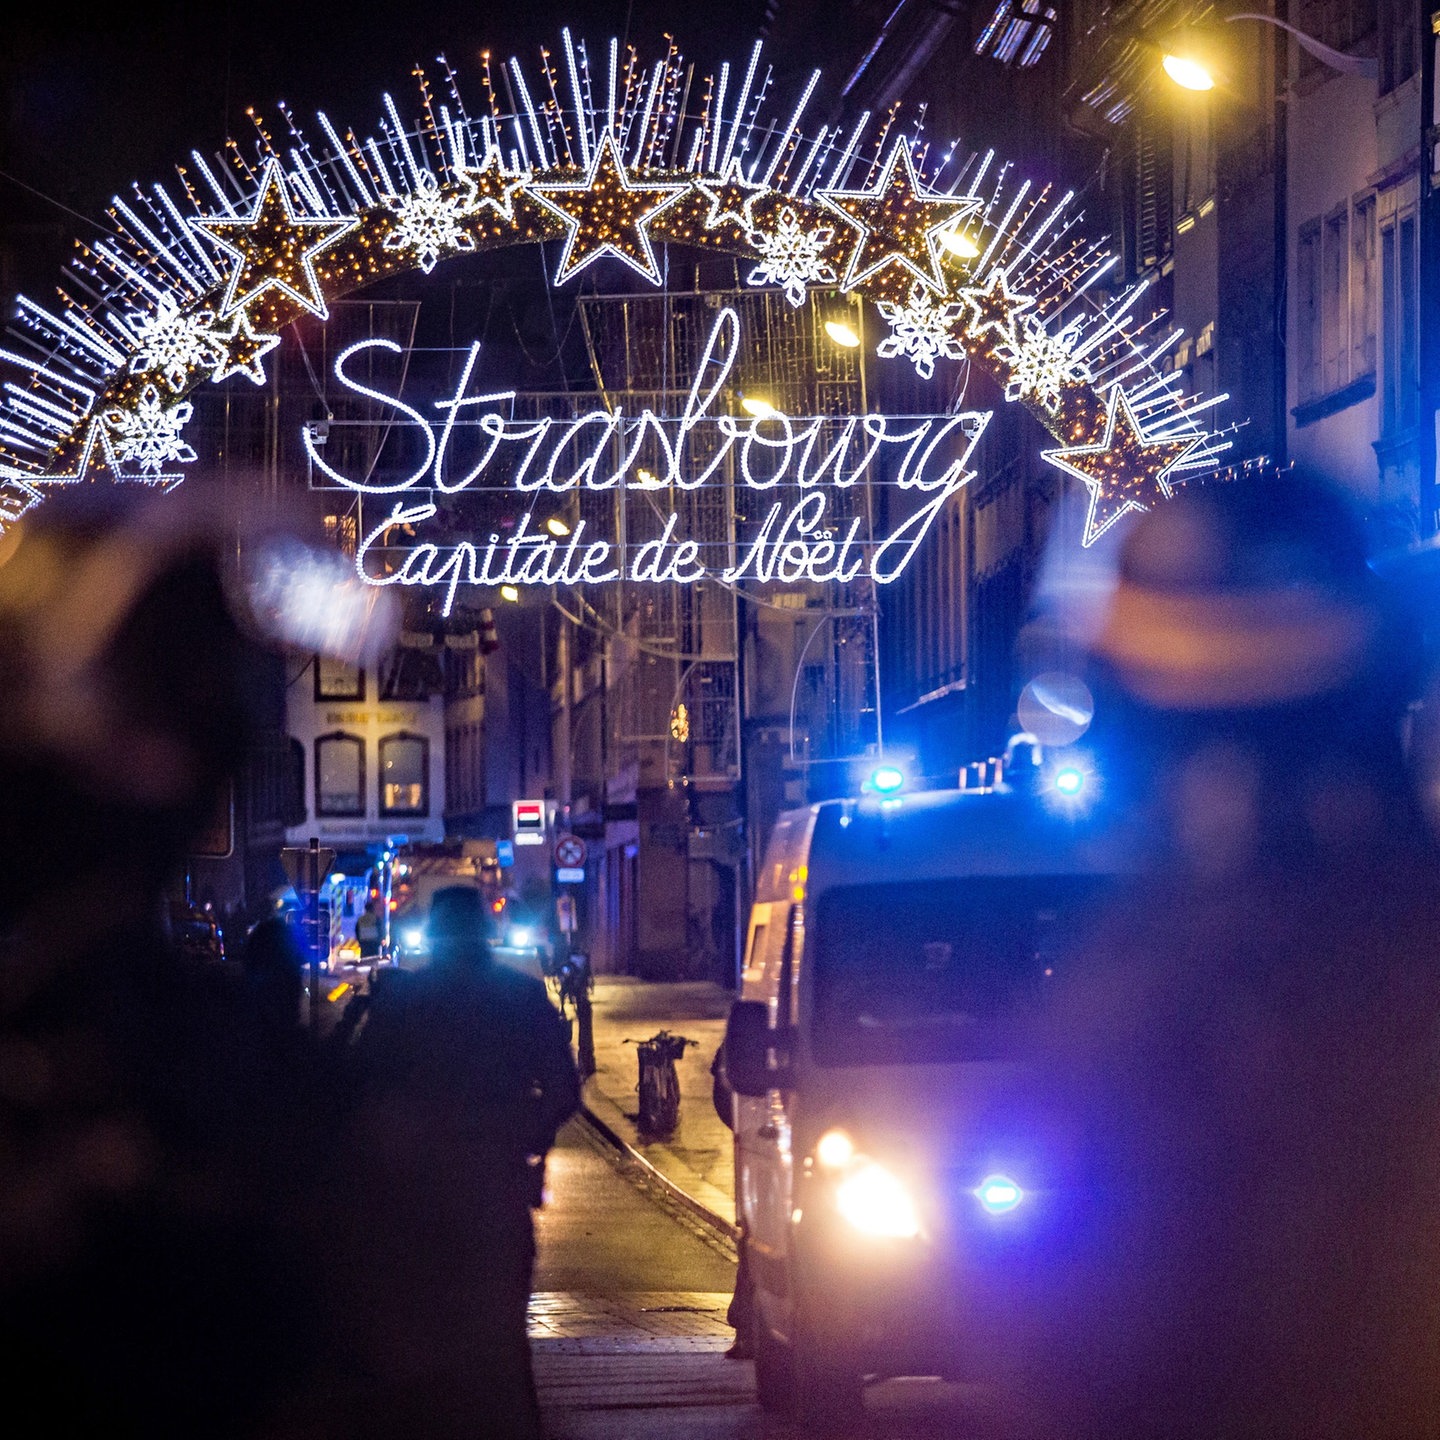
[1380,205,1419,434]
[1321,206,1350,395]
[379,731,429,816]
[1295,0,1377,84]
[315,732,364,817]
[315,658,364,702]
[1297,219,1322,402]
[1379,0,1418,95]
[1296,193,1379,409]
[812,876,1113,1066]
[1351,193,1378,379]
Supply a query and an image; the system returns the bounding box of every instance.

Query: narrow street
[532,1117,996,1439]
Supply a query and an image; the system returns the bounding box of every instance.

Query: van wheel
[791,1329,863,1434]
[751,1313,794,1414]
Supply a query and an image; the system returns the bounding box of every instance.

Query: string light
[530,131,685,285]
[815,138,980,296]
[0,27,1234,550]
[1040,384,1204,546]
[191,159,357,320]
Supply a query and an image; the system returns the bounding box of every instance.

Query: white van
[724,780,1137,1428]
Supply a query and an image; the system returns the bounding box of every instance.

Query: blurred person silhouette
[241,913,307,1039]
[332,881,580,1440]
[354,894,383,961]
[0,489,352,1439]
[998,475,1440,1440]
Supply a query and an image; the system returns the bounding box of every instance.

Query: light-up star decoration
[694,160,767,233]
[957,265,1036,349]
[1041,385,1204,546]
[532,132,685,285]
[461,147,532,222]
[0,31,1237,545]
[817,140,979,296]
[191,159,356,319]
[205,309,282,385]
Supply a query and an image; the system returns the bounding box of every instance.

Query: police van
[723,762,1137,1428]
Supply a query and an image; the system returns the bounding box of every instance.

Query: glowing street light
[741,394,777,419]
[499,584,520,602]
[939,227,981,258]
[1162,51,1216,91]
[546,516,571,537]
[1159,13,1375,95]
[824,318,861,348]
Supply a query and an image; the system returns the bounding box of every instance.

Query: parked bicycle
[627,1030,696,1134]
[550,951,596,1080]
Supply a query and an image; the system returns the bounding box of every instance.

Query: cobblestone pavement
[528,1290,734,1345]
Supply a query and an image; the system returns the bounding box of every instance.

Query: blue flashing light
[1054,766,1085,797]
[870,763,905,795]
[975,1174,1024,1215]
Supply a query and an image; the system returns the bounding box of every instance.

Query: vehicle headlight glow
[1054,766,1084,796]
[975,1174,1024,1214]
[509,926,534,947]
[402,927,424,948]
[834,1160,920,1238]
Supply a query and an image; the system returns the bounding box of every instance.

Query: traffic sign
[553,834,587,869]
[513,798,545,836]
[281,845,336,891]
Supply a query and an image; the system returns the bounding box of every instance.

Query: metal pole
[856,295,885,757]
[308,836,321,1038]
[1420,2,1440,539]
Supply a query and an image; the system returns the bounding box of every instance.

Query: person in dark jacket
[333,883,580,1440]
[998,476,1440,1440]
[0,491,343,1440]
[711,1040,755,1357]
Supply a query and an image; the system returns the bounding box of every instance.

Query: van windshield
[810,875,1111,1065]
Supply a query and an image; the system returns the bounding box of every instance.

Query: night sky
[0,2,776,293]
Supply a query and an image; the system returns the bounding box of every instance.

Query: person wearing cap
[998,476,1440,1440]
[335,882,579,1440]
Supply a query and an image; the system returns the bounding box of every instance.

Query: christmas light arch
[0,29,1237,572]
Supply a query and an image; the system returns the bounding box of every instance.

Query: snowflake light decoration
[0,31,1236,546]
[746,208,837,307]
[127,294,223,392]
[998,313,1093,413]
[382,171,482,274]
[875,282,966,379]
[102,383,197,476]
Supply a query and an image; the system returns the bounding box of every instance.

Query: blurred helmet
[1090,476,1409,713]
[427,886,492,950]
[0,489,258,812]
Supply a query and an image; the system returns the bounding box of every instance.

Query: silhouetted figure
[0,492,339,1439]
[333,883,580,1439]
[1002,478,1440,1440]
[354,895,383,961]
[241,914,306,1038]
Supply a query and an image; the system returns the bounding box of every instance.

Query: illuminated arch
[0,29,1233,556]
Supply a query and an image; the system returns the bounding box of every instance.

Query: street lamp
[1160,13,1377,92]
[1158,9,1379,476]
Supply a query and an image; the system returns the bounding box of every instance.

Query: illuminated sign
[307,307,992,613]
[513,799,546,836]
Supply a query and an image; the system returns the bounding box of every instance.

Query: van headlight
[834,1160,920,1239]
[402,927,424,949]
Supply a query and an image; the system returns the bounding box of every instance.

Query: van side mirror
[725,999,789,1095]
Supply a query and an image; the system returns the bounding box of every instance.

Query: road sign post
[281,840,336,1035]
